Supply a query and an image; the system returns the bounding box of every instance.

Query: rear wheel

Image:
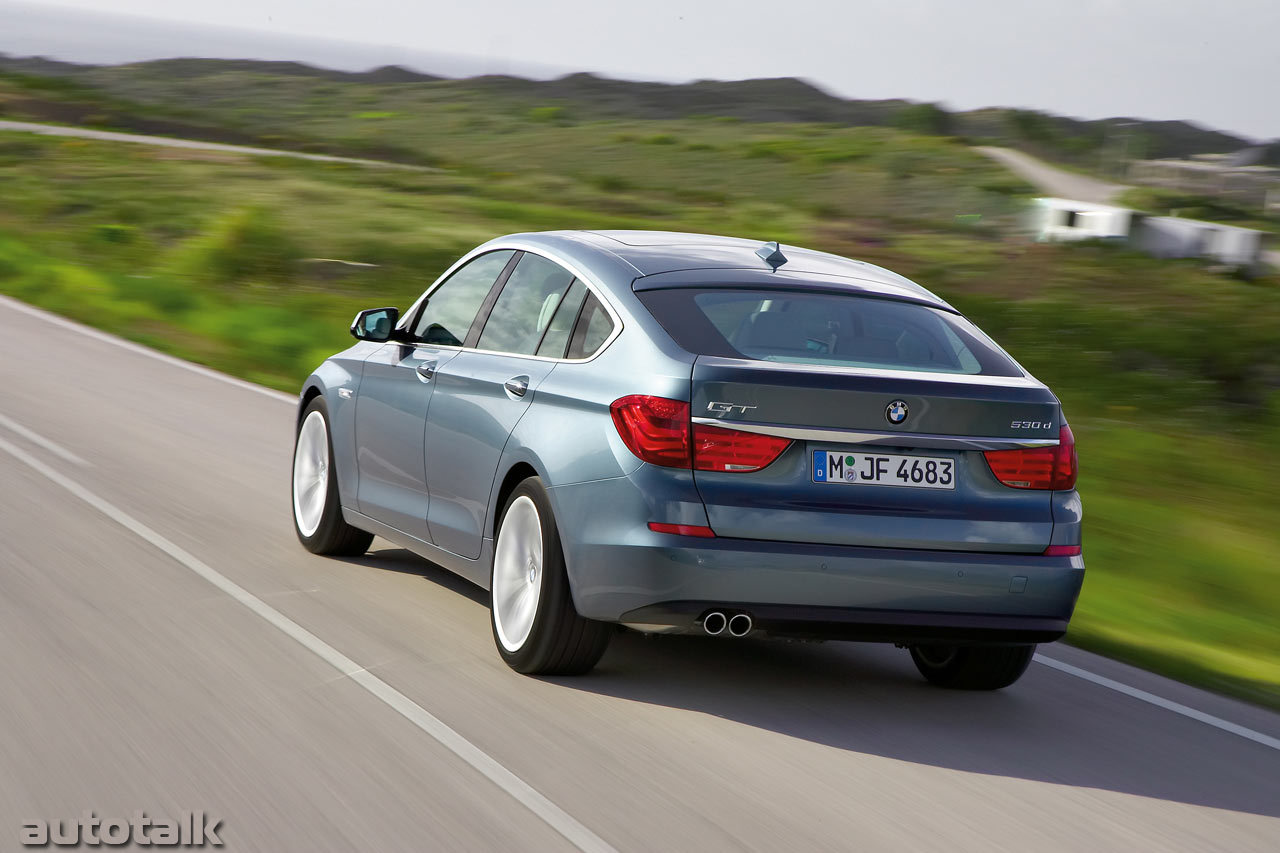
[292,397,374,556]
[490,478,611,675]
[909,643,1035,690]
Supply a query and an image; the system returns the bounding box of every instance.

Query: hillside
[0,54,1273,169]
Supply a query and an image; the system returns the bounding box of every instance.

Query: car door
[354,249,517,541]
[423,252,580,559]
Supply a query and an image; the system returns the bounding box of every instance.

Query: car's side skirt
[342,507,493,590]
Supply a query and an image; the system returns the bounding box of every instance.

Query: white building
[1026,197,1265,271]
[1134,216,1263,269]
[1028,197,1134,243]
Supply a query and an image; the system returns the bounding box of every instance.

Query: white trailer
[1028,197,1133,243]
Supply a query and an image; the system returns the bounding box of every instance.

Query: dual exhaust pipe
[702,611,753,637]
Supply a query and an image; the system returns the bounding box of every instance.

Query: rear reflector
[1043,544,1082,557]
[984,424,1078,490]
[692,423,792,473]
[648,522,716,538]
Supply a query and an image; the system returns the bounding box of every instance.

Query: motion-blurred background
[1,0,1277,707]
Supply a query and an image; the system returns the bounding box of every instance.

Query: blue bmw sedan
[292,231,1083,689]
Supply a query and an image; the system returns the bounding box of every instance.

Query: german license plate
[812,449,955,490]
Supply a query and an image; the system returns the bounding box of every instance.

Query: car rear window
[636,288,1022,377]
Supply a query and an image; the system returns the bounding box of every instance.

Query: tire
[909,643,1036,690]
[490,477,612,675]
[291,396,374,556]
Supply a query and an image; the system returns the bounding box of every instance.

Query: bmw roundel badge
[885,400,909,425]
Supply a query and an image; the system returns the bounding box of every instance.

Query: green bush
[892,102,952,136]
[527,105,567,123]
[93,223,138,244]
[166,206,301,285]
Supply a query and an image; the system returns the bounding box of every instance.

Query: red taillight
[648,522,716,538]
[692,423,792,473]
[610,395,691,467]
[984,424,1077,490]
[1043,544,1082,556]
[610,395,791,473]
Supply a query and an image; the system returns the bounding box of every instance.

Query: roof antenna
[756,241,787,271]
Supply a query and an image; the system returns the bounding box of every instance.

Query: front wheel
[909,643,1036,690]
[292,397,374,556]
[490,478,611,675]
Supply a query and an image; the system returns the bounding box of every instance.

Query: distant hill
[1,54,1274,166]
[0,54,440,85]
[461,72,913,125]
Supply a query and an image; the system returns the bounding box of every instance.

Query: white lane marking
[6,294,1277,752]
[0,295,295,405]
[0,434,616,853]
[0,412,89,466]
[1035,654,1280,751]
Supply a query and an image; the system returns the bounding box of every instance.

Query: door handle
[415,361,437,382]
[503,376,529,399]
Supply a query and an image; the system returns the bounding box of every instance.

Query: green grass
[2,123,1279,708]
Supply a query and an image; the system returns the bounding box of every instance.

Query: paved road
[0,119,436,171]
[0,295,1277,852]
[975,146,1130,204]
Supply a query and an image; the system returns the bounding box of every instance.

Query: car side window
[534,281,588,358]
[412,250,516,345]
[476,253,576,355]
[566,292,615,359]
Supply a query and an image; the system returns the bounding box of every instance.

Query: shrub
[93,223,138,244]
[587,174,632,193]
[892,103,952,137]
[527,105,567,123]
[167,206,301,285]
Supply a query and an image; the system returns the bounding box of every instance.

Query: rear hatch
[636,282,1063,553]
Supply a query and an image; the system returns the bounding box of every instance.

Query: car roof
[539,230,950,309]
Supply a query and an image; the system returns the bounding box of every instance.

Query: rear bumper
[567,535,1084,644]
[619,602,1070,644]
[549,466,1083,645]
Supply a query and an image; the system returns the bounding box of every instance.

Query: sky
[4,0,1278,141]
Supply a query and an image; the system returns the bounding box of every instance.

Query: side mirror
[350,307,400,342]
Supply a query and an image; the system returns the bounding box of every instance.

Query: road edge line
[1034,653,1280,751]
[0,432,617,853]
[0,295,296,405]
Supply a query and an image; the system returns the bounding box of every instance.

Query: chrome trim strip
[691,418,1059,450]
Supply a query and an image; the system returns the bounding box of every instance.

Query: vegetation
[1,71,1278,707]
[2,53,1275,170]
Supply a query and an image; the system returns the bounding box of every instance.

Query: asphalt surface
[0,295,1278,852]
[975,146,1130,204]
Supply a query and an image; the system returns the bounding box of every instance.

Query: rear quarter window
[637,288,1021,377]
[566,293,615,359]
